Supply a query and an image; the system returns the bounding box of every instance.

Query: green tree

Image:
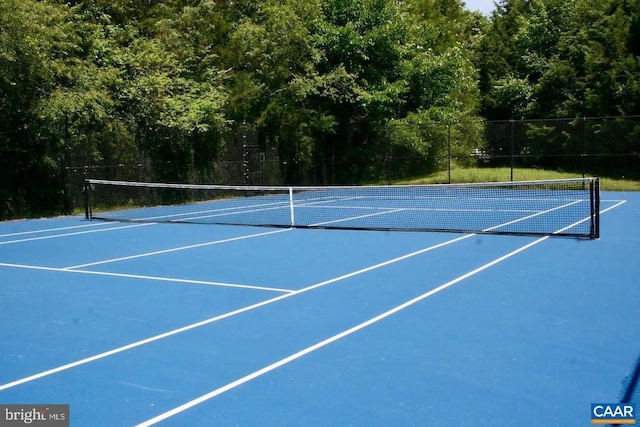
[122,35,227,182]
[308,0,482,182]
[222,0,328,182]
[479,0,640,119]
[0,0,79,217]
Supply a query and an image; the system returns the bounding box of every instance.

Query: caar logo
[591,403,636,424]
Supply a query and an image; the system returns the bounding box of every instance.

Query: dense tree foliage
[479,0,640,119]
[1,0,638,218]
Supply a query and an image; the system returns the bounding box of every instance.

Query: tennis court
[0,179,638,426]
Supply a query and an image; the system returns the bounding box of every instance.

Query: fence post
[242,121,248,185]
[582,117,587,179]
[447,124,451,184]
[510,119,515,181]
[386,124,392,184]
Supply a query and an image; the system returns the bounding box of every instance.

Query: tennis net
[84,177,600,239]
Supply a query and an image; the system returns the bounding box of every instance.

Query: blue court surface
[0,191,638,426]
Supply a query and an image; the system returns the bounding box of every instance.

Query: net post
[83,180,91,220]
[288,187,295,227]
[591,178,600,239]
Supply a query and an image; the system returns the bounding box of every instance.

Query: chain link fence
[384,116,640,183]
[65,123,283,212]
[63,116,639,213]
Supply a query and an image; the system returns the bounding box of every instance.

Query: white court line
[174,204,291,223]
[170,196,353,223]
[0,223,155,245]
[310,208,407,227]
[0,201,623,393]
[601,200,627,213]
[0,233,475,393]
[62,228,291,270]
[66,199,577,270]
[348,200,585,234]
[139,196,627,223]
[135,237,550,426]
[0,221,112,238]
[135,202,625,426]
[301,204,539,213]
[484,200,582,231]
[136,199,291,221]
[0,262,293,294]
[132,195,337,223]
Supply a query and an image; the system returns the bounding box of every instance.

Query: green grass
[395,167,640,191]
